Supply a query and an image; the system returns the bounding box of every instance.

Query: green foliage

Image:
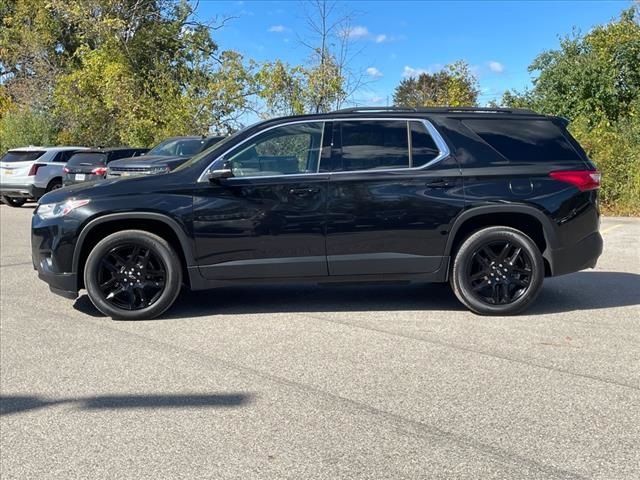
[1,0,253,147]
[498,7,640,215]
[0,109,58,151]
[393,61,479,108]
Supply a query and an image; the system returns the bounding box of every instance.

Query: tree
[495,6,640,214]
[255,0,360,117]
[393,61,479,108]
[1,0,254,146]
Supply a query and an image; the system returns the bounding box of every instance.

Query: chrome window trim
[197,117,451,182]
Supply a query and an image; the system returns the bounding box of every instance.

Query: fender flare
[72,212,196,273]
[443,204,559,257]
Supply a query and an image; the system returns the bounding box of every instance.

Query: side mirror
[207,162,234,182]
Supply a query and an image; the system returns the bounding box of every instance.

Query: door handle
[424,179,453,189]
[289,187,320,196]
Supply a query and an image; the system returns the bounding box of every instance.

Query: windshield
[67,152,108,166]
[148,138,209,157]
[173,128,250,172]
[0,150,46,163]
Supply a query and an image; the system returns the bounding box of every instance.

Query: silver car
[0,146,88,207]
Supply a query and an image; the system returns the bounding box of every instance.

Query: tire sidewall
[451,227,544,315]
[84,230,182,320]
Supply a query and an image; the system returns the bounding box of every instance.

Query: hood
[108,155,186,168]
[38,171,180,204]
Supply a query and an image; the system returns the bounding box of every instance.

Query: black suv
[106,136,225,178]
[32,107,603,320]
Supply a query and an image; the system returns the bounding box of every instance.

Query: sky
[197,0,631,108]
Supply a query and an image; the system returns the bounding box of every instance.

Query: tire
[46,178,63,193]
[2,196,26,207]
[450,226,544,315]
[84,230,182,320]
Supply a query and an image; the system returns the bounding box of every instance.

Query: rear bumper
[0,183,33,198]
[29,185,47,200]
[545,231,603,276]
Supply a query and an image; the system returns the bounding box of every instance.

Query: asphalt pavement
[1,204,639,479]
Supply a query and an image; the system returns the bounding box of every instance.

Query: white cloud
[366,67,383,78]
[369,96,385,105]
[344,25,370,39]
[488,61,504,73]
[402,65,429,78]
[268,25,287,33]
[375,34,387,43]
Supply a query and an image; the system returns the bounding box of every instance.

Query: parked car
[63,148,148,186]
[107,136,225,178]
[32,107,603,320]
[0,146,87,206]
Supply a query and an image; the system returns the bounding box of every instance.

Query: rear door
[193,121,331,280]
[325,119,464,276]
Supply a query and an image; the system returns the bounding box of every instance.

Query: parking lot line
[601,224,623,235]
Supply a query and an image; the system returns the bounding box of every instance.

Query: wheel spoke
[496,242,512,263]
[99,277,118,291]
[508,247,522,265]
[472,279,490,291]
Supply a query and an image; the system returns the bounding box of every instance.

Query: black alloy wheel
[84,230,182,320]
[450,226,544,315]
[98,244,167,311]
[467,241,533,305]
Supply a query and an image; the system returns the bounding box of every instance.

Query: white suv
[0,146,87,207]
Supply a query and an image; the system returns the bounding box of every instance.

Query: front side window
[337,120,410,171]
[226,122,324,177]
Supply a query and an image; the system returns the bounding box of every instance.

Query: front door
[193,121,331,280]
[325,119,465,276]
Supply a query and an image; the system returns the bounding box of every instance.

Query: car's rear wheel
[2,196,26,207]
[450,226,544,315]
[46,178,63,193]
[84,230,182,320]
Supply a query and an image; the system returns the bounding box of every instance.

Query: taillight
[63,167,70,173]
[92,167,108,176]
[28,163,44,176]
[549,170,601,191]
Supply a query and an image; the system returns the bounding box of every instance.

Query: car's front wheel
[84,230,182,320]
[450,226,544,315]
[2,196,27,207]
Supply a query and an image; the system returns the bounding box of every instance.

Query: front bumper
[0,183,33,198]
[545,231,603,276]
[32,211,82,300]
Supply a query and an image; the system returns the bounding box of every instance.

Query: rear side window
[463,119,581,163]
[0,151,46,162]
[67,153,108,166]
[338,120,409,171]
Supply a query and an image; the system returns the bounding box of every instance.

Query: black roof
[238,106,555,135]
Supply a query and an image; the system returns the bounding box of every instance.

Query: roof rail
[332,106,537,115]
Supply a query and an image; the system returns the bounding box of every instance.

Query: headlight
[37,199,91,219]
[149,166,170,175]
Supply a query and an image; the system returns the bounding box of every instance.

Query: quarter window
[463,119,581,163]
[337,120,410,171]
[226,122,324,177]
[410,122,440,166]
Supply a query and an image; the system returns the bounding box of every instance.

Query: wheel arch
[444,205,559,276]
[73,213,196,290]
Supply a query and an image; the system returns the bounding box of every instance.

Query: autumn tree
[393,61,479,108]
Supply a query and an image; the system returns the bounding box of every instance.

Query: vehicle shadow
[73,271,640,320]
[0,393,251,416]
